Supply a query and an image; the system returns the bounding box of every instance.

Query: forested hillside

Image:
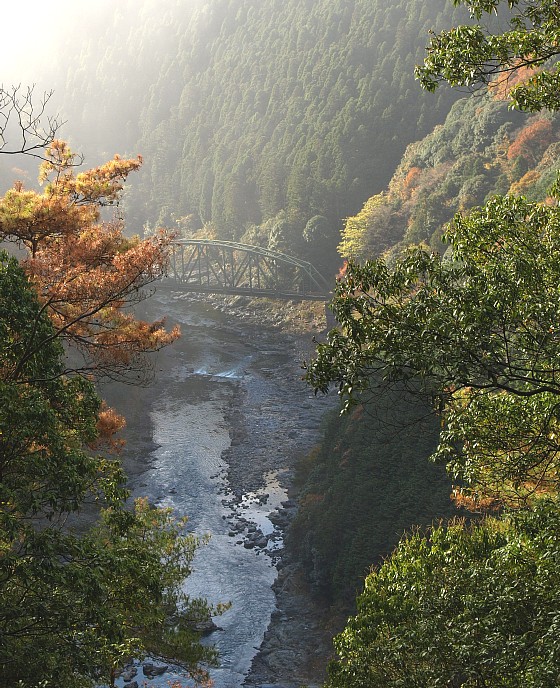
[5,0,560,683]
[34,0,468,272]
[306,0,560,684]
[28,0,560,624]
[340,91,560,261]
[287,0,560,624]
[293,90,560,617]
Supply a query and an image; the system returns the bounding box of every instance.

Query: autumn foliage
[0,145,219,685]
[488,63,541,102]
[0,140,179,380]
[506,118,553,165]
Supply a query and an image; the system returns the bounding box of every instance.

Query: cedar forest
[1,0,560,686]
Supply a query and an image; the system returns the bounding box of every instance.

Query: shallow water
[116,295,301,688]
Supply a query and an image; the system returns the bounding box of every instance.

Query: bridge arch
[164,239,332,300]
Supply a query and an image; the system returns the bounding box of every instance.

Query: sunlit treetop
[39,139,143,208]
[0,140,179,383]
[416,0,560,111]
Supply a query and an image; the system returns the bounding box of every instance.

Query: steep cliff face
[290,392,458,608]
[289,90,560,613]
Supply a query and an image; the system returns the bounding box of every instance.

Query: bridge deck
[158,279,330,301]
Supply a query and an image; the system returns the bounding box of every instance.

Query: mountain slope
[33,0,467,268]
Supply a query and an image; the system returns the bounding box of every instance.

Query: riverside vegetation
[304,1,560,686]
[0,135,221,686]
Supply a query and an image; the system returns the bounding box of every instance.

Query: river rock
[193,618,221,635]
[142,662,168,677]
[121,666,138,681]
[269,511,289,527]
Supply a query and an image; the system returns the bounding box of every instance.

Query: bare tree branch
[0,84,75,161]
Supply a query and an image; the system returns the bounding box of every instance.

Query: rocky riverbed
[103,292,339,688]
[195,294,340,688]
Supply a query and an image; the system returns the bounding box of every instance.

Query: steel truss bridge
[164,239,332,300]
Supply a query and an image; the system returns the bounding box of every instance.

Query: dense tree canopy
[0,252,218,687]
[306,4,560,685]
[307,191,560,508]
[34,0,468,260]
[0,124,213,685]
[327,501,560,688]
[416,0,560,111]
[0,140,179,382]
[337,90,560,262]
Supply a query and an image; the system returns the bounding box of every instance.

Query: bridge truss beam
[165,240,332,301]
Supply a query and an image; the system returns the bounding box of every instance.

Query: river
[107,291,333,688]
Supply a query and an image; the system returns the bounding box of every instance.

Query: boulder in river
[192,618,221,635]
[121,666,138,682]
[142,662,168,677]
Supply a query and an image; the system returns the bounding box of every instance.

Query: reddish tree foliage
[507,118,554,165]
[400,166,423,200]
[488,63,541,102]
[0,140,179,382]
[93,401,127,452]
[336,260,348,280]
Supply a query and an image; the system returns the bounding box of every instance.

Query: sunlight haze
[1,1,113,83]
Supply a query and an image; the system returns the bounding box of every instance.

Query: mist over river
[104,291,333,688]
